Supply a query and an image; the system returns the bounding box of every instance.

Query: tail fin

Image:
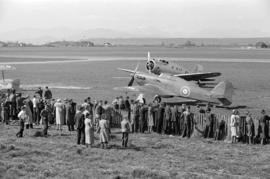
[192,64,204,73]
[211,81,234,106]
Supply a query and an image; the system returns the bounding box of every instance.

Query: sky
[0,0,270,41]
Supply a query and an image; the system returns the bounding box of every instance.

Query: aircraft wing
[114,84,176,97]
[173,72,221,81]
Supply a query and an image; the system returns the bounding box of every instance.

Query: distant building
[255,41,268,48]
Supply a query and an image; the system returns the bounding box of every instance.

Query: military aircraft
[114,65,234,106]
[145,52,221,87]
[0,65,20,92]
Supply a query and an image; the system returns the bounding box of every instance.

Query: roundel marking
[180,86,191,97]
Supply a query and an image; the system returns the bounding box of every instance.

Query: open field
[0,47,270,113]
[0,47,270,178]
[1,124,270,179]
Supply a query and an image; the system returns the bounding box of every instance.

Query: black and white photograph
[0,0,270,178]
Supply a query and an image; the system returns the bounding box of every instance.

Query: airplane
[0,65,20,92]
[114,65,234,107]
[145,52,221,87]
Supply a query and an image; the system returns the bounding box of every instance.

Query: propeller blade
[147,52,151,62]
[128,76,135,86]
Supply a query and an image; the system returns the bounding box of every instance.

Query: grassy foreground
[0,124,270,179]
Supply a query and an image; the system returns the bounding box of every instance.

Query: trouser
[43,124,48,136]
[16,122,24,137]
[33,108,38,124]
[68,124,75,131]
[10,103,16,120]
[204,125,210,138]
[122,132,129,147]
[26,124,33,129]
[182,123,191,138]
[171,121,176,135]
[77,129,85,145]
[134,115,139,132]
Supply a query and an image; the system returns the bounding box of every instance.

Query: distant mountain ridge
[0,27,270,45]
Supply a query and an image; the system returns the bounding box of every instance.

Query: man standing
[40,105,50,136]
[258,109,268,145]
[66,99,75,131]
[32,95,39,125]
[170,105,178,135]
[133,102,140,133]
[204,109,213,138]
[163,104,171,134]
[44,86,52,100]
[182,106,193,138]
[157,103,165,134]
[121,115,130,148]
[75,106,85,145]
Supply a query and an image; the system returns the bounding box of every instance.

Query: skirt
[231,126,237,137]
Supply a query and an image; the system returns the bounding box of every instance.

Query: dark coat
[75,112,85,130]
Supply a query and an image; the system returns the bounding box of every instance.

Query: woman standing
[230,110,238,143]
[147,104,154,133]
[85,113,95,147]
[54,99,64,131]
[97,114,110,149]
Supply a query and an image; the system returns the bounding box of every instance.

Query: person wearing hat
[16,106,28,137]
[258,109,268,145]
[54,99,64,131]
[75,105,85,145]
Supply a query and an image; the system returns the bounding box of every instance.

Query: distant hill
[1,27,270,46]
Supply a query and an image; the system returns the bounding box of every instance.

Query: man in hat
[75,105,85,145]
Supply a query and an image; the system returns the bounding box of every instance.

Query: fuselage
[134,72,221,105]
[146,59,190,75]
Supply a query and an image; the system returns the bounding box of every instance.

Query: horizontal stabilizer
[211,81,234,106]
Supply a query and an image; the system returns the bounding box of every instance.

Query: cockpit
[158,59,169,65]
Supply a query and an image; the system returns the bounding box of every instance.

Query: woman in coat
[85,113,95,147]
[97,114,110,149]
[54,99,64,131]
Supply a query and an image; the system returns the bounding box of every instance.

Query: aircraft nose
[146,60,155,70]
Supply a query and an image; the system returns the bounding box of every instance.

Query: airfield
[0,46,270,112]
[1,46,270,178]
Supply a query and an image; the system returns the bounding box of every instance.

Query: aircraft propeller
[128,64,139,86]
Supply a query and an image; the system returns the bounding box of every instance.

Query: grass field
[1,124,270,179]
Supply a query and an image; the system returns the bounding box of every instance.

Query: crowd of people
[0,87,270,148]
